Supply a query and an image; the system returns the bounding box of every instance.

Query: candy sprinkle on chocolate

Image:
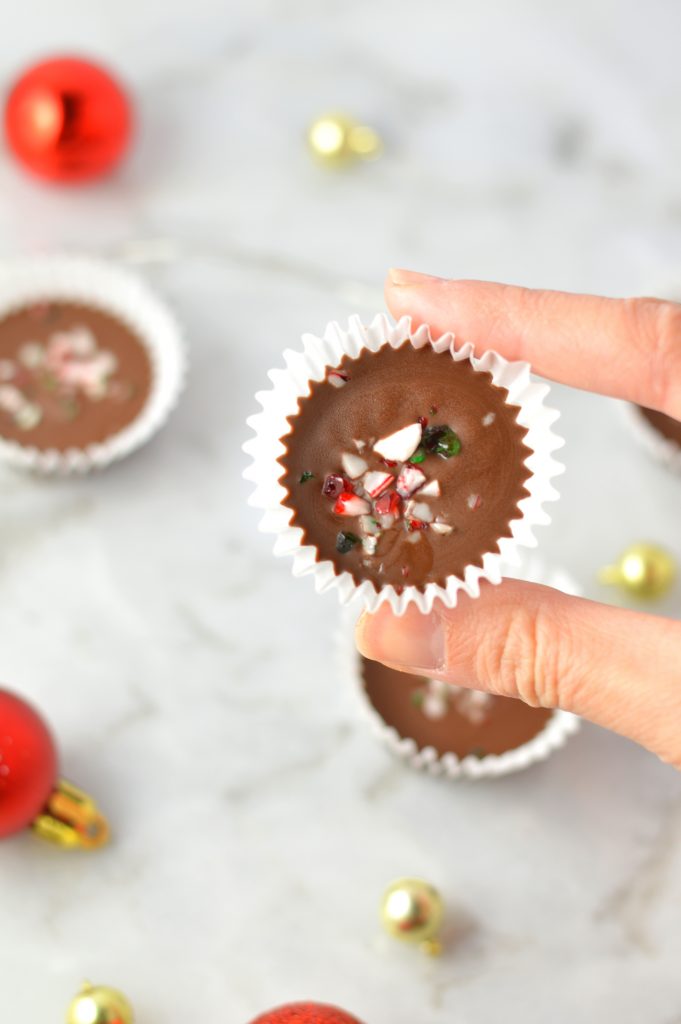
[423,424,461,458]
[327,369,350,388]
[299,471,315,483]
[336,530,360,553]
[322,473,347,498]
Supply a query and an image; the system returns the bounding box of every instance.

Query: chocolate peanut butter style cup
[244,315,564,614]
[341,558,580,779]
[362,659,553,755]
[357,658,578,779]
[0,257,186,473]
[624,403,681,475]
[0,303,152,450]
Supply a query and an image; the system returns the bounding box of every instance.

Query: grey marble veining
[1,3,681,1023]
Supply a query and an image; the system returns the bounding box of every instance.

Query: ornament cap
[32,779,109,850]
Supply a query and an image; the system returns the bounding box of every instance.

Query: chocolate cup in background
[0,256,186,473]
[244,314,564,616]
[342,557,581,780]
[622,403,681,476]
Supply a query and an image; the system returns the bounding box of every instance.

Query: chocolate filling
[279,344,531,590]
[0,302,152,451]
[361,656,553,759]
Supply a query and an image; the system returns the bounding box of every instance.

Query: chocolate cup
[0,256,186,473]
[279,343,532,592]
[636,406,681,448]
[0,302,152,451]
[360,657,553,760]
[623,403,681,476]
[244,314,564,614]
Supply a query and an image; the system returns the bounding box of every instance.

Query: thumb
[356,580,681,768]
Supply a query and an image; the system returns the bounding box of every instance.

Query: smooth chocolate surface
[279,344,531,590]
[361,656,553,758]
[638,405,681,447]
[0,302,152,451]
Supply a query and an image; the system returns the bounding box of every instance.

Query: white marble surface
[1,3,681,1022]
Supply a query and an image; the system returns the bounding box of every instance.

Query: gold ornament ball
[600,542,676,600]
[307,113,382,165]
[66,983,134,1024]
[380,877,444,953]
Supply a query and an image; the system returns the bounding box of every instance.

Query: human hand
[356,270,681,767]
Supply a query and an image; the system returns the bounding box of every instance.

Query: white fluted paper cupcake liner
[0,255,186,473]
[343,556,581,780]
[244,313,564,615]
[620,402,681,476]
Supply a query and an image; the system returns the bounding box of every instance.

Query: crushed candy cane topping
[373,422,422,462]
[341,452,368,479]
[0,318,134,433]
[327,369,350,388]
[412,679,493,723]
[308,409,473,557]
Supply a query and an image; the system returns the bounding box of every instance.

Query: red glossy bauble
[4,56,132,182]
[249,1004,364,1024]
[0,689,58,838]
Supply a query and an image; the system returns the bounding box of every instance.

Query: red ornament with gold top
[4,56,132,183]
[0,687,108,847]
[249,1004,365,1024]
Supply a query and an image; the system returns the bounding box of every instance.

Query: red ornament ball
[4,56,132,182]
[0,689,58,838]
[249,1004,364,1024]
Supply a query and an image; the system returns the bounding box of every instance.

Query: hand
[356,270,681,767]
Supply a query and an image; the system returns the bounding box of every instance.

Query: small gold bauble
[66,982,134,1024]
[380,877,444,954]
[307,113,383,165]
[599,542,676,600]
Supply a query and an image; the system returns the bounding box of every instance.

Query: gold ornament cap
[307,112,383,165]
[380,877,445,955]
[33,779,109,850]
[599,542,676,600]
[66,982,133,1024]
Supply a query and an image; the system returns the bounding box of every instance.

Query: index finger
[386,270,681,419]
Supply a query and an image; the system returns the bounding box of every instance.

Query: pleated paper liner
[244,313,563,615]
[0,255,186,473]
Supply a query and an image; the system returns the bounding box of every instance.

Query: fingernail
[356,608,445,673]
[388,268,446,287]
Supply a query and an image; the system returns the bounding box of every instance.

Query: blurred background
[1,2,680,1023]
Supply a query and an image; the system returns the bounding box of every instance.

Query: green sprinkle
[469,746,487,760]
[423,424,461,458]
[299,471,315,483]
[336,531,360,554]
[410,690,425,708]
[409,447,426,464]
